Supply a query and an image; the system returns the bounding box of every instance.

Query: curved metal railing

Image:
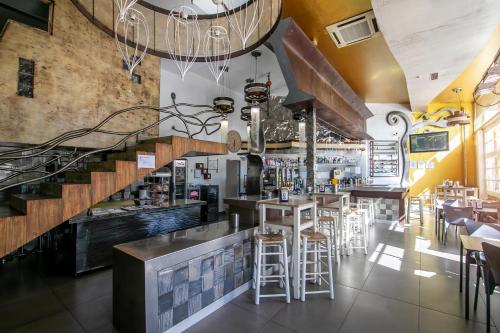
[0,98,223,192]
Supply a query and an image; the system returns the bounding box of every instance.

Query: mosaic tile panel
[372,198,400,221]
[157,239,253,332]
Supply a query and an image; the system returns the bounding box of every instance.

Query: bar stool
[300,230,334,301]
[357,198,375,226]
[317,215,340,263]
[253,233,291,305]
[345,211,368,255]
[407,196,424,225]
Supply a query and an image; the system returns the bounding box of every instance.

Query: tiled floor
[0,213,498,332]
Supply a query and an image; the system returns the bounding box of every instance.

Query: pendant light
[445,88,471,126]
[244,50,269,104]
[213,66,234,114]
[114,5,149,76]
[205,0,231,84]
[165,4,201,80]
[224,0,265,49]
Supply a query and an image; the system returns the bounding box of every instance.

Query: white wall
[366,103,412,185]
[160,59,249,212]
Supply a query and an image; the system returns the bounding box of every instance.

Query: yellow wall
[409,102,476,196]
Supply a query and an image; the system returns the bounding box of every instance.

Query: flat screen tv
[409,131,449,153]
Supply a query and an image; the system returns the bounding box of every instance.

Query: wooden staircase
[0,136,227,258]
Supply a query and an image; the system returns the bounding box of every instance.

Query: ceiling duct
[326,10,380,48]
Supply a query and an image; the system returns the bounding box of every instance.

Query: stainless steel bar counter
[113,221,255,333]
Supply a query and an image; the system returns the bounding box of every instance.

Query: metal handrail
[0,100,223,192]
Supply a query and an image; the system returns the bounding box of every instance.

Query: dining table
[460,220,500,320]
[257,196,317,299]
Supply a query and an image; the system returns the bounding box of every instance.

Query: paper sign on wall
[417,160,426,169]
[426,161,435,169]
[137,155,156,169]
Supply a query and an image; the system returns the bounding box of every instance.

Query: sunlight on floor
[414,236,461,262]
[388,221,407,233]
[414,269,437,278]
[368,242,404,271]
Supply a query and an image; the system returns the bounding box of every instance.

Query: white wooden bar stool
[345,211,368,255]
[407,196,424,225]
[253,233,291,305]
[317,215,340,263]
[357,198,375,226]
[300,231,334,301]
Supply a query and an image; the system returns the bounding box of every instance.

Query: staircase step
[0,205,25,218]
[39,183,63,197]
[86,160,117,172]
[140,136,173,145]
[10,193,60,214]
[63,171,92,184]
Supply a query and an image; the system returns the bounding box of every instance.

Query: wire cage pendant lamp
[224,0,266,49]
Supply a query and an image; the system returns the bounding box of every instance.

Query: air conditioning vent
[326,10,380,48]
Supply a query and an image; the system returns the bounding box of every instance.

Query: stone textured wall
[0,0,160,148]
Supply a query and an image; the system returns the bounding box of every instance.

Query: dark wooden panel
[155,143,172,168]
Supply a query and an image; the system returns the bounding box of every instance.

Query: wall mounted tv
[409,131,449,153]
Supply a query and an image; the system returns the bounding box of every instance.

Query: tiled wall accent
[157,239,253,332]
[373,198,400,221]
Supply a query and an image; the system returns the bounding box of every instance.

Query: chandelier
[446,88,471,126]
[244,50,269,104]
[165,5,201,80]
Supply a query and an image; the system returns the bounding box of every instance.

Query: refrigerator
[170,159,187,200]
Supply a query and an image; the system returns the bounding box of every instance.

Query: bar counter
[70,199,206,274]
[113,221,255,333]
[344,186,409,222]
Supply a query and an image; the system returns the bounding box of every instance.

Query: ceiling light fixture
[165,5,201,80]
[244,50,269,104]
[445,88,471,126]
[223,0,265,49]
[114,7,149,76]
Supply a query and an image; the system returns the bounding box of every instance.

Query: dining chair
[442,205,473,245]
[477,242,500,333]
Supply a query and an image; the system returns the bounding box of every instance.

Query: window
[484,119,500,197]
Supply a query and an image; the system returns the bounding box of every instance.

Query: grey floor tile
[52,270,112,309]
[420,252,462,276]
[231,290,287,320]
[89,322,120,333]
[339,291,419,333]
[7,311,85,333]
[0,291,65,331]
[362,262,420,305]
[69,294,113,332]
[420,272,488,324]
[271,284,359,333]
[333,255,374,289]
[257,321,297,333]
[419,307,490,333]
[184,303,268,333]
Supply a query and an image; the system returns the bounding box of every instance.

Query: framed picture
[194,169,202,178]
[202,168,208,175]
[207,159,218,172]
[204,173,211,180]
[410,160,417,169]
[426,161,435,169]
[417,160,426,169]
[195,163,204,170]
[410,131,449,153]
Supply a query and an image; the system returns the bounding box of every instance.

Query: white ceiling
[143,0,248,14]
[372,0,500,112]
[164,45,288,96]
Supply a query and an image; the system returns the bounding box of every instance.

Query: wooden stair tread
[0,205,25,218]
[11,193,60,201]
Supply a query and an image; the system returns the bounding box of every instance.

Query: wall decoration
[17,58,34,98]
[410,160,417,169]
[195,163,204,170]
[131,73,141,84]
[417,160,426,169]
[426,161,435,169]
[137,154,155,169]
[204,173,212,180]
[194,168,202,178]
[207,159,218,172]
